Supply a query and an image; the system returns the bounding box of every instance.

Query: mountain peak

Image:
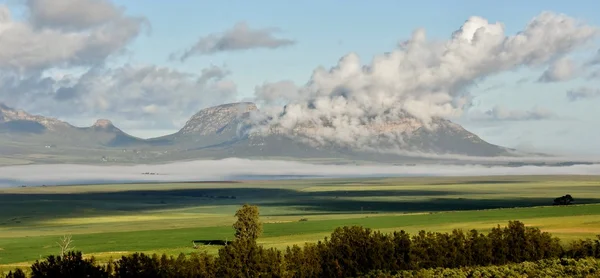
[179,102,258,135]
[92,119,114,129]
[0,103,70,130]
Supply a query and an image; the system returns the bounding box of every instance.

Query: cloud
[0,1,235,131]
[0,2,146,72]
[1,158,599,187]
[2,64,238,129]
[254,80,300,105]
[468,105,557,121]
[173,22,295,61]
[247,12,598,151]
[566,87,600,101]
[537,57,579,82]
[27,0,123,31]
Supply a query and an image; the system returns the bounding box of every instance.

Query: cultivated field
[1,175,600,270]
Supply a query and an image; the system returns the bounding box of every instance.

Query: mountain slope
[0,102,517,164]
[239,110,511,157]
[149,102,258,148]
[0,104,146,148]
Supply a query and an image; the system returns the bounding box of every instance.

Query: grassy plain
[1,175,600,270]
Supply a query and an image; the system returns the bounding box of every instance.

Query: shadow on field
[301,189,486,198]
[2,185,600,226]
[262,197,600,215]
[428,180,530,185]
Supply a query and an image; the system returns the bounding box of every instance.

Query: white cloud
[537,57,579,82]
[27,0,124,31]
[254,80,300,106]
[0,1,237,131]
[0,2,145,72]
[248,12,599,150]
[172,22,295,61]
[8,64,238,130]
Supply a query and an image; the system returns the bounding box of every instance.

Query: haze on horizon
[0,0,599,156]
[1,158,600,188]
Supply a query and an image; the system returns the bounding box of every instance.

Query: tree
[233,204,263,242]
[4,269,26,278]
[57,234,74,256]
[216,205,283,277]
[553,194,574,205]
[30,251,108,278]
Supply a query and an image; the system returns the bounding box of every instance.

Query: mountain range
[0,102,536,166]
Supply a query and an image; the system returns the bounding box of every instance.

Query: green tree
[216,204,286,277]
[233,204,263,242]
[30,251,108,278]
[4,269,26,278]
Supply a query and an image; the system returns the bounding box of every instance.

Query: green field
[1,175,600,270]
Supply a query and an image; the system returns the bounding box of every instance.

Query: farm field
[1,175,600,270]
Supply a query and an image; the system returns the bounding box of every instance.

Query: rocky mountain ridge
[179,102,257,135]
[0,101,515,163]
[0,103,72,131]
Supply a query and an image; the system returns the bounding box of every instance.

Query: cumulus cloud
[566,87,600,101]
[27,0,124,31]
[172,22,295,61]
[537,57,579,82]
[254,80,300,106]
[468,105,556,121]
[2,64,237,129]
[1,158,599,187]
[0,2,145,72]
[247,12,598,150]
[0,1,236,131]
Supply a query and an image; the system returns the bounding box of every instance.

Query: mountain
[0,103,71,133]
[147,102,512,159]
[0,104,145,148]
[0,102,517,165]
[148,102,258,148]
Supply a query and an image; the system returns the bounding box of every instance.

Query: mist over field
[0,158,599,187]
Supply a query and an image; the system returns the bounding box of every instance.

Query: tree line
[3,204,600,278]
[363,257,600,277]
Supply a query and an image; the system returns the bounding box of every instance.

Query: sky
[0,0,599,155]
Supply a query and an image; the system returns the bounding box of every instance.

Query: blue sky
[116,0,600,92]
[118,0,600,154]
[1,0,600,155]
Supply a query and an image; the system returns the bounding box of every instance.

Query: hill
[0,102,523,165]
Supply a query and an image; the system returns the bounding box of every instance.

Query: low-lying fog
[0,158,599,187]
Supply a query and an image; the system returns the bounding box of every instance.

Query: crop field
[1,175,600,270]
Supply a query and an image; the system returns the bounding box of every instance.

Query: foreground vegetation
[364,258,600,277]
[3,204,600,277]
[2,176,600,269]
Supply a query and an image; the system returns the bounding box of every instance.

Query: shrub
[4,269,26,278]
[359,257,600,278]
[30,251,108,278]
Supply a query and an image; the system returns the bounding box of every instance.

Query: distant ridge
[0,102,529,165]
